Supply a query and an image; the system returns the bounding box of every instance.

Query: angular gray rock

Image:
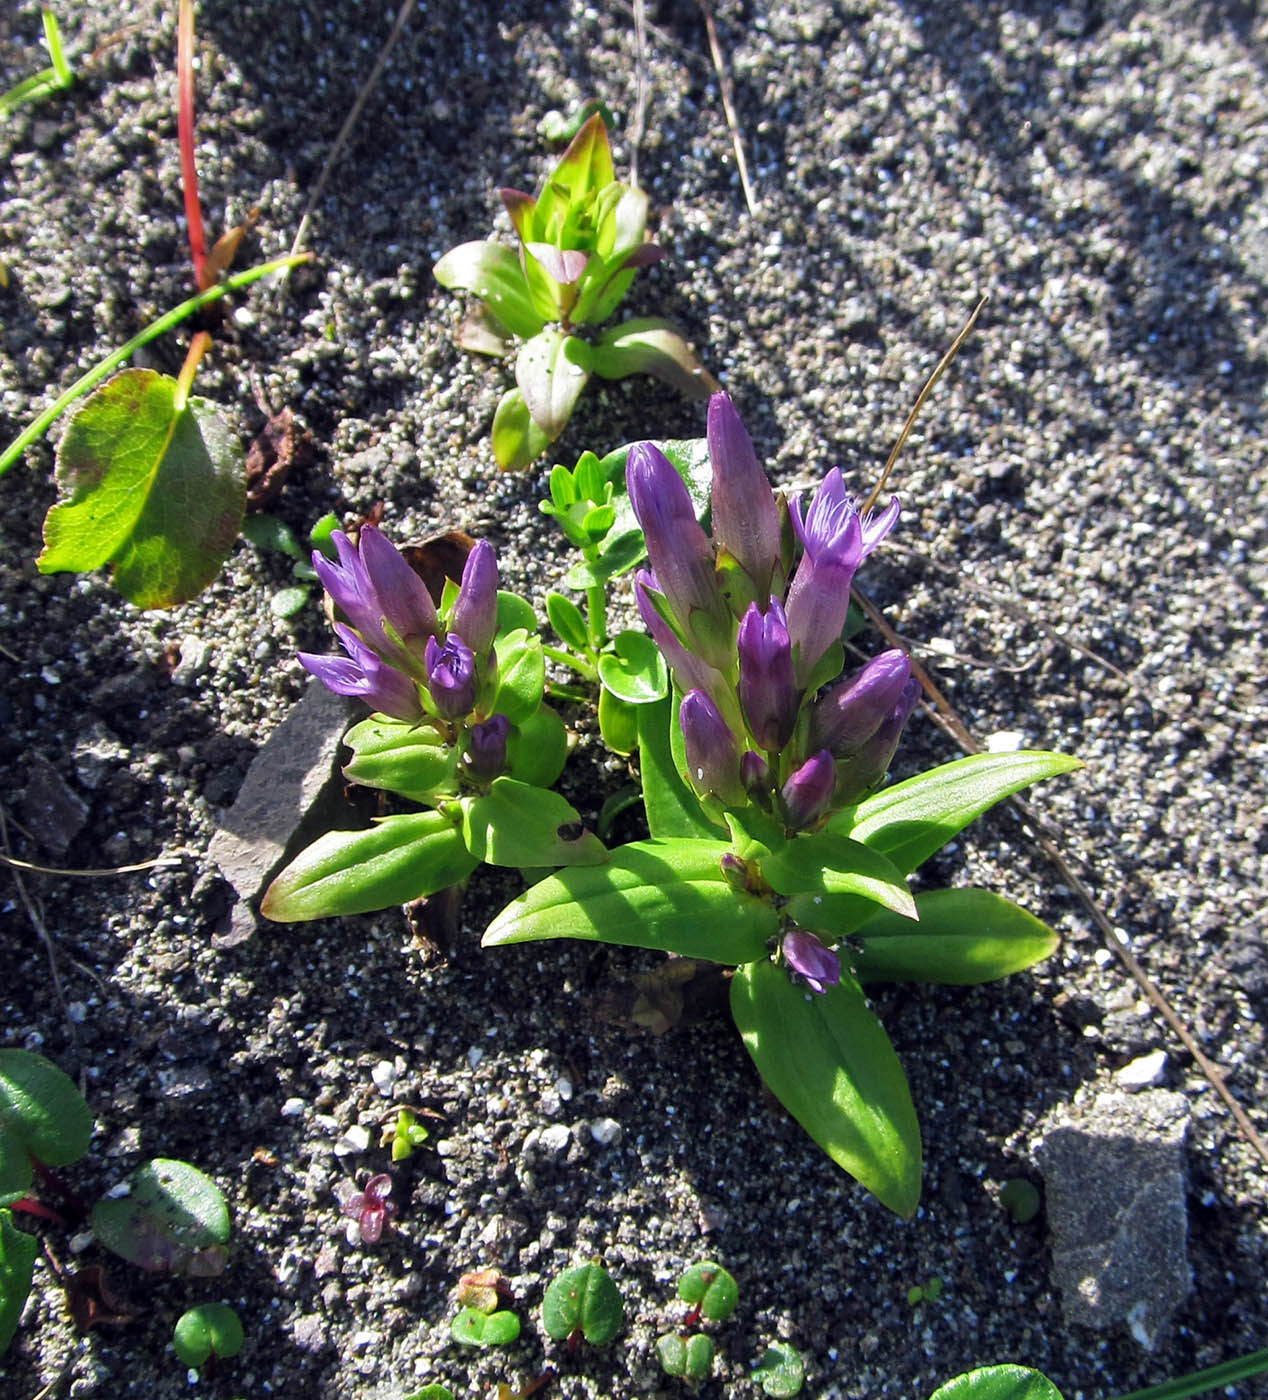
[1036,1089,1191,1349]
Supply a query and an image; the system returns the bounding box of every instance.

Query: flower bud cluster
[299,528,510,783]
[627,393,921,835]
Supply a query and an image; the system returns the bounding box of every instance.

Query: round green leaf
[0,1049,92,1202]
[488,629,546,726]
[545,591,590,653]
[495,590,540,639]
[753,1342,805,1397]
[172,1303,244,1367]
[657,1332,715,1379]
[506,703,569,788]
[542,1263,623,1346]
[678,1260,738,1321]
[0,1208,37,1356]
[92,1158,229,1275]
[597,629,668,704]
[598,685,638,757]
[450,1306,521,1347]
[927,1366,1064,1400]
[269,584,311,618]
[999,1179,1041,1224]
[38,371,245,608]
[460,779,606,868]
[657,1332,688,1377]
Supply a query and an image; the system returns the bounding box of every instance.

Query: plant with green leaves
[484,392,1080,1217]
[241,510,340,618]
[753,1342,806,1397]
[172,1302,244,1371]
[261,529,606,921]
[0,9,73,118]
[541,1261,623,1355]
[928,1352,1268,1400]
[434,111,717,469]
[656,1259,738,1384]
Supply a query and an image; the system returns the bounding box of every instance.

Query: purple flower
[626,442,733,670]
[465,713,510,782]
[313,527,439,672]
[707,393,780,601]
[740,748,772,807]
[633,571,736,723]
[808,648,912,757]
[737,598,798,753]
[679,689,745,805]
[300,625,422,721]
[779,749,837,831]
[425,634,477,720]
[342,1173,395,1246]
[835,677,922,804]
[449,540,499,659]
[782,929,840,995]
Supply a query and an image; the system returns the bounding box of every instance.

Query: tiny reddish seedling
[340,1173,395,1245]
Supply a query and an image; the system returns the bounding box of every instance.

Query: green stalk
[43,10,72,89]
[541,643,597,682]
[1111,1349,1268,1400]
[0,252,311,476]
[586,581,608,651]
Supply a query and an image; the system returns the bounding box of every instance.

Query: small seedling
[402,1388,455,1400]
[753,1342,805,1398]
[906,1277,944,1306]
[381,1107,430,1162]
[172,1302,244,1369]
[450,1306,521,1347]
[242,510,339,617]
[340,1173,395,1245]
[656,1332,715,1383]
[677,1259,738,1325]
[454,1267,506,1313]
[541,1262,623,1352]
[999,1179,1041,1224]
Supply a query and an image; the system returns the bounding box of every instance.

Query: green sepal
[927,1366,1064,1400]
[488,628,545,725]
[596,629,668,703]
[851,888,1059,985]
[0,1208,37,1356]
[800,639,846,696]
[591,317,717,400]
[545,591,590,652]
[598,685,639,757]
[460,778,606,868]
[433,238,546,341]
[0,1049,93,1205]
[260,811,479,921]
[341,717,458,802]
[764,830,918,927]
[515,328,593,440]
[506,703,569,788]
[636,696,727,840]
[483,838,776,963]
[840,751,1082,875]
[730,958,921,1217]
[492,387,553,470]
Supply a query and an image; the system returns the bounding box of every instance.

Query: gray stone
[1036,1090,1191,1348]
[19,752,89,857]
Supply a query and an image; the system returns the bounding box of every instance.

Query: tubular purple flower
[300,624,422,722]
[707,393,780,599]
[860,496,901,556]
[780,748,837,831]
[679,689,745,806]
[782,929,840,995]
[465,713,510,782]
[449,540,499,659]
[626,442,733,670]
[633,571,735,723]
[313,528,438,670]
[737,598,798,753]
[425,634,477,720]
[836,677,922,804]
[809,648,912,757]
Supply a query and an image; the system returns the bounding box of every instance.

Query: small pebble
[590,1117,622,1146]
[1117,1050,1168,1090]
[540,1124,571,1152]
[334,1124,371,1155]
[370,1060,397,1095]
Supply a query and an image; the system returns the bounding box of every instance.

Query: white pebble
[986,730,1026,753]
[281,1097,306,1118]
[333,1124,371,1156]
[1116,1050,1168,1091]
[540,1124,571,1152]
[371,1060,398,1095]
[468,1046,484,1069]
[590,1117,622,1146]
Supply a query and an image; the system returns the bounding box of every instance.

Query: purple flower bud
[836,677,922,804]
[300,624,422,722]
[313,527,438,671]
[449,540,499,659]
[707,393,780,600]
[626,442,733,670]
[737,598,798,753]
[779,749,837,831]
[465,713,510,782]
[425,634,477,720]
[809,649,912,756]
[782,929,840,995]
[679,689,745,806]
[740,749,772,807]
[719,852,752,893]
[633,572,736,723]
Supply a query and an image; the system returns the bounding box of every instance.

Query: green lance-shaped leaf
[515,328,594,440]
[492,386,553,471]
[678,1260,738,1321]
[591,317,719,400]
[341,717,458,802]
[506,703,568,788]
[597,629,668,704]
[927,1365,1064,1400]
[260,812,479,922]
[450,1306,521,1347]
[753,1342,807,1397]
[851,888,1060,985]
[637,695,728,841]
[541,1262,623,1346]
[92,1158,230,1276]
[730,959,921,1217]
[484,838,775,962]
[545,591,590,653]
[841,751,1082,875]
[763,830,918,936]
[488,628,546,726]
[0,1209,37,1357]
[657,1332,715,1380]
[0,1049,93,1205]
[38,369,245,608]
[460,779,606,868]
[433,238,546,341]
[172,1302,245,1367]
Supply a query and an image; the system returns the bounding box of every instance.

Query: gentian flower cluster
[627,392,923,993]
[298,527,511,784]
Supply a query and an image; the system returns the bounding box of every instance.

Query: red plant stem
[177,0,207,289]
[31,1158,88,1224]
[9,1196,67,1227]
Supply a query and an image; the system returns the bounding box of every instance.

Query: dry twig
[698,0,758,216]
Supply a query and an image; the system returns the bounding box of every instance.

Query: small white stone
[985,730,1026,753]
[1117,1050,1168,1091]
[468,1046,484,1069]
[333,1124,371,1156]
[555,1076,573,1101]
[69,1230,95,1255]
[1093,948,1114,967]
[590,1117,621,1146]
[370,1060,398,1095]
[281,1097,307,1118]
[540,1124,571,1152]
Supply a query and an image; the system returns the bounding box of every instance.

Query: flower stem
[541,643,597,682]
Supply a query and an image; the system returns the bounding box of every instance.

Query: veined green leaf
[730,959,921,1216]
[433,238,545,341]
[597,629,667,704]
[851,888,1059,984]
[0,1050,93,1206]
[483,838,775,963]
[927,1366,1064,1400]
[491,386,553,470]
[842,751,1082,875]
[764,830,918,926]
[598,685,639,757]
[91,1159,229,1276]
[488,628,546,725]
[460,779,606,867]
